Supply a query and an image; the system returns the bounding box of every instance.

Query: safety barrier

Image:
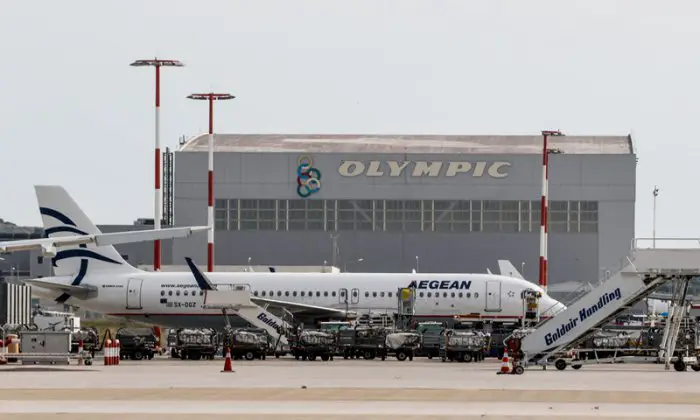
[102,339,121,366]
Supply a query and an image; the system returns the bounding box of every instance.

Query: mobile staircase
[506,238,700,374]
[184,258,293,355]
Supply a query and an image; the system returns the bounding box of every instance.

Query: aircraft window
[168,291,173,296]
[380,292,385,298]
[261,291,266,297]
[352,290,358,298]
[427,292,432,298]
[293,291,297,297]
[340,290,346,298]
[365,292,370,297]
[277,291,282,297]
[309,291,313,297]
[301,291,305,297]
[316,291,320,297]
[253,291,258,296]
[419,292,424,298]
[451,292,455,298]
[474,292,479,298]
[176,290,181,296]
[388,292,392,298]
[324,291,328,297]
[160,291,165,296]
[269,291,273,297]
[458,292,463,298]
[184,291,189,296]
[332,291,336,297]
[372,292,377,298]
[466,292,471,298]
[285,291,290,297]
[443,292,448,298]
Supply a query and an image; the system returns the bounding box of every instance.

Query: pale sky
[1,0,698,241]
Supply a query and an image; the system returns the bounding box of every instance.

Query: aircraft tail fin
[497,260,525,280]
[35,185,140,278]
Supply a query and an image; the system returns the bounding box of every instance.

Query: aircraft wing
[23,279,97,300]
[250,296,349,317]
[0,226,209,255]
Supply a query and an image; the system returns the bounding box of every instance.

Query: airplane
[25,185,568,330]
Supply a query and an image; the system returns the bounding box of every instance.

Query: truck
[337,325,389,360]
[221,328,268,360]
[115,328,158,360]
[171,328,218,360]
[289,330,336,361]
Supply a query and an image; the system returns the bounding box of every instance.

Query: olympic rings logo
[296,155,322,198]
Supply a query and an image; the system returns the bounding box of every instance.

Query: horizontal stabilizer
[23,279,97,300]
[0,226,209,255]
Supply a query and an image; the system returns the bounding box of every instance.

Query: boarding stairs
[516,238,700,370]
[202,286,293,353]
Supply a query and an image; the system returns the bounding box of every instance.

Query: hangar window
[579,201,598,232]
[549,201,568,233]
[384,200,421,232]
[288,200,324,231]
[338,200,372,231]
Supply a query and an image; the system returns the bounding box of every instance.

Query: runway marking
[1,388,700,404]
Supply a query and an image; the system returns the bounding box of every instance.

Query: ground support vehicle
[413,322,444,358]
[221,328,268,360]
[71,327,100,358]
[116,328,158,360]
[381,331,421,361]
[439,330,489,363]
[171,328,218,360]
[338,325,390,360]
[289,330,336,361]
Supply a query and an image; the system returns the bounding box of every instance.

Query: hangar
[162,134,636,300]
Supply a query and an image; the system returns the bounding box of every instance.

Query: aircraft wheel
[513,365,525,375]
[555,359,567,371]
[674,360,687,372]
[691,364,700,372]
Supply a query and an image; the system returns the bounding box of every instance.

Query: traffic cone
[221,347,234,373]
[104,339,112,366]
[114,339,120,365]
[499,350,512,374]
[78,340,84,366]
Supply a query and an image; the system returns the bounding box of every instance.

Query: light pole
[415,256,420,273]
[130,58,184,271]
[539,130,564,292]
[187,92,235,272]
[653,186,659,248]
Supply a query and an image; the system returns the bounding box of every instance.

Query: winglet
[184,257,216,290]
[497,260,525,280]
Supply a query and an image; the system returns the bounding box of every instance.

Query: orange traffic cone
[221,347,234,373]
[499,350,512,374]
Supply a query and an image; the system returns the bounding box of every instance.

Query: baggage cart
[439,330,489,363]
[289,330,336,361]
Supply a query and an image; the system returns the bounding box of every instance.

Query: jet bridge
[510,238,700,373]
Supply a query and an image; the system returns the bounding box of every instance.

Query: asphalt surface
[0,356,699,419]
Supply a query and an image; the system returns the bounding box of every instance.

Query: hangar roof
[178,134,634,155]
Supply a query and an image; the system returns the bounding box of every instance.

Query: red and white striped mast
[539,130,563,291]
[187,92,235,272]
[130,58,184,271]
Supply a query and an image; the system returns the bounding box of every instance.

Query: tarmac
[1,357,700,419]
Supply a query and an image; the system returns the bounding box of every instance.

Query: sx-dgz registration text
[172,301,197,308]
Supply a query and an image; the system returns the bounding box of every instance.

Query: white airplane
[25,185,567,330]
